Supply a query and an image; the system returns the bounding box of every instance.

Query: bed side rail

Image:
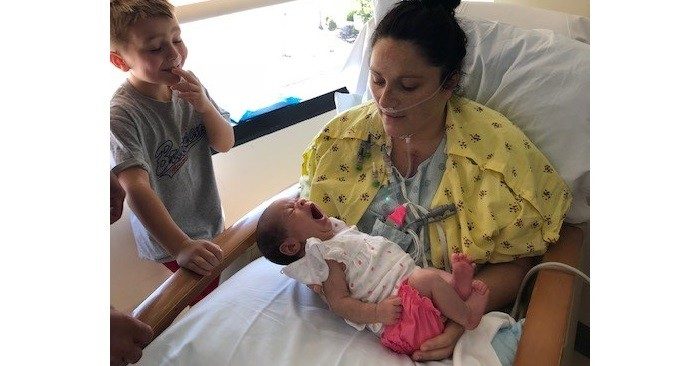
[132,184,300,339]
[514,224,585,366]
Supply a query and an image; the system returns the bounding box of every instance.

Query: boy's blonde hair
[110,0,175,49]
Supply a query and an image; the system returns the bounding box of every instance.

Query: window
[177,0,365,122]
[111,0,371,142]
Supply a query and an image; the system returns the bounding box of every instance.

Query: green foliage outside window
[347,0,373,22]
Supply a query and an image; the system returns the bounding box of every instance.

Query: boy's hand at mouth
[169,67,217,115]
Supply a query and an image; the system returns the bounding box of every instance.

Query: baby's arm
[170,68,235,152]
[117,167,222,275]
[322,260,402,325]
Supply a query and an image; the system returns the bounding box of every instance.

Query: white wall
[110,111,334,312]
[496,0,589,17]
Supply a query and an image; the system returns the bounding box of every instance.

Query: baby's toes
[471,279,488,294]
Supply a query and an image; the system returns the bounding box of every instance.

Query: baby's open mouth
[310,203,324,220]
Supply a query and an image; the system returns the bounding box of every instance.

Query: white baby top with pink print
[281,218,416,333]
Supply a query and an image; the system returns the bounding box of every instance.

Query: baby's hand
[376,296,402,325]
[307,284,328,304]
[175,239,223,276]
[169,68,216,114]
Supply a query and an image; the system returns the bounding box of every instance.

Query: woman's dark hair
[257,205,300,265]
[371,0,466,84]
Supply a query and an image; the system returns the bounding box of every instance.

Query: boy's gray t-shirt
[110,81,230,262]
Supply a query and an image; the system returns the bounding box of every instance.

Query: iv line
[510,262,590,320]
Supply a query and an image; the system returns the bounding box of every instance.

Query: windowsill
[231,86,348,146]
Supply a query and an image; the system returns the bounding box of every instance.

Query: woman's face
[369,38,453,139]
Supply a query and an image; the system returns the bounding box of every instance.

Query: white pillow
[457,18,589,223]
[457,2,590,44]
[334,92,363,114]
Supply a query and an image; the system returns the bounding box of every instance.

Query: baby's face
[273,197,335,243]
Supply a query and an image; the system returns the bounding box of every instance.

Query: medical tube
[373,76,449,115]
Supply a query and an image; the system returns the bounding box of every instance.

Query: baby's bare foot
[464,280,489,330]
[451,253,476,300]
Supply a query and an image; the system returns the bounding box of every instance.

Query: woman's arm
[475,256,538,312]
[322,260,401,325]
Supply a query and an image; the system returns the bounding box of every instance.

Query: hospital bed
[132,2,590,365]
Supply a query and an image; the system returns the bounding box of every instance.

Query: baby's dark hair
[371,0,466,84]
[257,203,300,265]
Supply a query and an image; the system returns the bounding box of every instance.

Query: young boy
[257,197,490,355]
[110,0,234,303]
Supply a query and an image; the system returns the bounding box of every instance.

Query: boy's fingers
[186,262,206,276]
[189,257,211,275]
[193,256,213,271]
[200,248,221,267]
[169,82,187,93]
[204,242,224,260]
[169,68,190,83]
[171,68,199,84]
[170,67,188,78]
[171,81,200,93]
[184,69,200,83]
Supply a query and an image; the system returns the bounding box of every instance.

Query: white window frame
[174,0,296,24]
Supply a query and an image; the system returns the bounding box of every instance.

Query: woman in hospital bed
[299,0,572,360]
[256,196,489,355]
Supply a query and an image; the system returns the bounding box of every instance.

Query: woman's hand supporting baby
[411,321,464,361]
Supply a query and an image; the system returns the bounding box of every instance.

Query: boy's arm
[170,67,235,153]
[322,260,402,325]
[117,167,222,275]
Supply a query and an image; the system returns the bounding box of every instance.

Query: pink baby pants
[380,280,445,354]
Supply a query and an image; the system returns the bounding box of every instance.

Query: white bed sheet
[137,258,512,366]
[137,258,438,365]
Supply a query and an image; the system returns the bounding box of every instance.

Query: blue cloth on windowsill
[235,96,302,123]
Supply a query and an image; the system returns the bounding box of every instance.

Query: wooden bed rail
[132,184,300,338]
[133,185,586,366]
[514,224,585,366]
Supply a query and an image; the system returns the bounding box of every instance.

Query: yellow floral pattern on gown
[300,96,571,267]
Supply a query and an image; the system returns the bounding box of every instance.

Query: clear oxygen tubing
[372,75,450,115]
[509,261,590,320]
[384,134,452,270]
[372,73,455,268]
